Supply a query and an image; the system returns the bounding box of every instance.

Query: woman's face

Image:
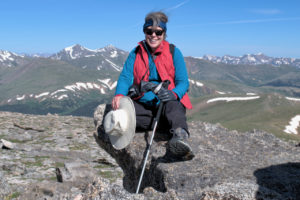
[144,26,165,52]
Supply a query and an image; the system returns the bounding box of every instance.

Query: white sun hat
[104,96,136,150]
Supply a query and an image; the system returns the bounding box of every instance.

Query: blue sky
[1,0,300,58]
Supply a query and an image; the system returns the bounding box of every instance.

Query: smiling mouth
[149,39,158,43]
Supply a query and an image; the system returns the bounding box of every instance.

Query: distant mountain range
[1,45,300,68]
[199,53,300,68]
[1,44,300,139]
[0,44,300,117]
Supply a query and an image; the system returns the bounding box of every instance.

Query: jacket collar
[141,40,166,55]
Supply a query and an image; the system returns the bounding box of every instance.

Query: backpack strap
[135,43,175,59]
[169,43,175,59]
[134,45,140,54]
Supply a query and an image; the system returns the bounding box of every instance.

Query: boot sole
[168,138,193,158]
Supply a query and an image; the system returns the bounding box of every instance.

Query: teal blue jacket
[115,43,189,106]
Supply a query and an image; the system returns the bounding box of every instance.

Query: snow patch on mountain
[57,94,68,100]
[247,93,257,96]
[51,44,100,60]
[286,97,300,102]
[216,91,226,95]
[94,45,118,54]
[189,79,204,87]
[64,46,76,59]
[64,45,96,60]
[7,79,118,103]
[51,89,68,96]
[65,83,89,91]
[96,48,106,53]
[0,51,15,62]
[0,50,24,67]
[105,59,121,71]
[98,79,117,90]
[86,82,93,89]
[63,80,117,92]
[35,92,50,98]
[246,55,256,62]
[98,78,110,86]
[110,50,118,58]
[92,83,100,89]
[284,115,300,134]
[16,95,26,101]
[207,96,260,103]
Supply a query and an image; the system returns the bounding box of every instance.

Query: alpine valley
[1,44,300,140]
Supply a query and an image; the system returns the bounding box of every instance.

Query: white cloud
[164,0,189,12]
[129,0,190,29]
[173,17,300,28]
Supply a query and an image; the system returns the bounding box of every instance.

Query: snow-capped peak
[105,44,115,49]
[96,44,117,53]
[64,44,96,59]
[0,50,23,67]
[198,53,300,68]
[203,54,217,61]
[51,44,98,60]
[50,44,122,61]
[0,50,15,62]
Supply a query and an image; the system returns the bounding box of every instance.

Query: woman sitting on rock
[97,11,194,159]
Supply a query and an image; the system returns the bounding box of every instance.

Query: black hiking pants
[133,100,189,134]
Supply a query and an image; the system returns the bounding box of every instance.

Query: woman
[112,11,193,159]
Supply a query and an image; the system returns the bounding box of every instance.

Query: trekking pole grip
[151,80,170,129]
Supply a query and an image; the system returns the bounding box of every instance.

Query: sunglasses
[144,28,164,36]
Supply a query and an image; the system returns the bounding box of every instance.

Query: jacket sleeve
[172,47,189,100]
[115,48,136,96]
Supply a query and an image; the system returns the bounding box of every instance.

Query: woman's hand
[112,95,123,110]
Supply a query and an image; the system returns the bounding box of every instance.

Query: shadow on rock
[254,162,300,200]
[94,128,168,194]
[93,104,195,195]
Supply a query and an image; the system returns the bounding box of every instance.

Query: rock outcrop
[1,110,300,200]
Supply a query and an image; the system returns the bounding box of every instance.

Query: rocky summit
[1,110,300,200]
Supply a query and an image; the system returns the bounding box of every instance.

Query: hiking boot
[168,128,194,160]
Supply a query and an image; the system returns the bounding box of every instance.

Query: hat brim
[108,96,136,150]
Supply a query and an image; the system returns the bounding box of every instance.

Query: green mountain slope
[188,93,300,141]
[0,58,119,102]
[185,57,300,97]
[186,57,300,87]
[0,46,300,139]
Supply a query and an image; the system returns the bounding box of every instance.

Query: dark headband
[143,19,167,31]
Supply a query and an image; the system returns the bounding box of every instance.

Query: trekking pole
[136,81,169,194]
